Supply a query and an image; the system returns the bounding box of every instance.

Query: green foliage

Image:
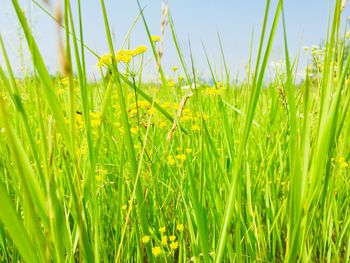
[0,0,349,262]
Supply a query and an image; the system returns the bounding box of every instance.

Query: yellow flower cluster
[205,87,222,96]
[90,112,102,128]
[97,45,148,67]
[97,54,112,67]
[152,246,162,257]
[151,35,161,42]
[332,156,349,169]
[141,223,183,257]
[170,241,179,250]
[142,235,150,244]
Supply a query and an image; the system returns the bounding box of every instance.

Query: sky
[0,0,348,81]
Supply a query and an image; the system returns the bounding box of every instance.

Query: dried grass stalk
[166,92,193,142]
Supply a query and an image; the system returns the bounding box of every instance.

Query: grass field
[1,0,350,262]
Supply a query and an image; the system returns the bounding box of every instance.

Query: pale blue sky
[0,0,348,80]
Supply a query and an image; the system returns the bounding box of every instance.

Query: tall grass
[0,0,350,262]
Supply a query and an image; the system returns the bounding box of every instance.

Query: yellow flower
[168,78,175,87]
[90,112,102,128]
[61,77,69,86]
[142,235,150,244]
[159,121,167,128]
[129,108,138,117]
[172,66,178,72]
[161,236,168,245]
[116,49,133,63]
[131,100,150,109]
[340,161,349,168]
[96,169,107,181]
[147,107,156,114]
[334,156,349,169]
[191,124,201,131]
[133,45,148,56]
[97,54,112,67]
[176,224,184,231]
[185,148,192,154]
[176,154,186,161]
[116,55,132,63]
[170,241,179,250]
[169,235,176,242]
[75,113,84,129]
[167,156,176,166]
[152,246,162,257]
[56,88,65,96]
[151,35,161,42]
[202,113,210,120]
[206,87,221,96]
[121,205,127,210]
[159,227,166,233]
[117,49,134,57]
[130,127,138,135]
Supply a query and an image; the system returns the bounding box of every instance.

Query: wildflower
[96,169,107,181]
[169,235,176,242]
[117,49,134,57]
[151,35,161,42]
[191,124,201,131]
[90,112,102,128]
[133,45,148,56]
[168,78,175,87]
[97,54,112,67]
[202,113,210,120]
[159,121,167,128]
[167,156,176,166]
[121,205,127,210]
[116,54,132,63]
[161,236,168,245]
[96,175,103,184]
[176,147,183,151]
[56,88,65,96]
[152,246,162,257]
[340,162,349,168]
[334,157,349,169]
[172,66,178,72]
[130,127,138,134]
[170,241,179,250]
[116,49,133,63]
[159,227,166,233]
[131,100,150,109]
[176,154,186,161]
[161,102,172,109]
[181,115,193,121]
[129,108,138,117]
[61,77,69,86]
[185,148,192,154]
[206,87,221,96]
[147,107,156,114]
[75,113,84,129]
[142,235,150,244]
[176,224,184,231]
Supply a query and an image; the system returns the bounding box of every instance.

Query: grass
[0,0,350,262]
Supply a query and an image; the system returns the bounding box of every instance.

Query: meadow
[0,0,350,262]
